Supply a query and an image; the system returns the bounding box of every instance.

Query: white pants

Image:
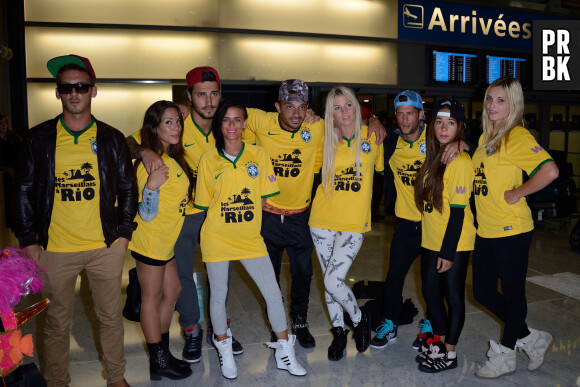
[310,227,364,328]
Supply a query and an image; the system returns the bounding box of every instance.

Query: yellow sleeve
[375,142,385,173]
[193,154,212,210]
[313,121,324,174]
[129,129,142,144]
[259,147,280,198]
[506,126,553,177]
[243,108,267,145]
[136,162,148,202]
[448,155,473,208]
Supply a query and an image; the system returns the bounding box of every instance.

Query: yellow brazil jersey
[129,110,214,215]
[389,127,428,221]
[472,125,553,238]
[194,143,280,262]
[48,118,105,252]
[129,153,189,261]
[421,152,476,252]
[309,127,384,234]
[243,108,323,210]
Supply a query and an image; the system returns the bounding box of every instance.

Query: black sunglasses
[57,83,94,95]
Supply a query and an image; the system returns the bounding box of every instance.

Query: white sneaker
[516,327,554,371]
[475,340,516,379]
[266,334,307,376]
[212,335,237,379]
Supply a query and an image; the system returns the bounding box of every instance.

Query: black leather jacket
[13,115,138,249]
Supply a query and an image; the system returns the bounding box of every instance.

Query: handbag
[122,267,141,322]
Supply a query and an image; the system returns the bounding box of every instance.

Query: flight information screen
[486,55,526,84]
[432,51,478,84]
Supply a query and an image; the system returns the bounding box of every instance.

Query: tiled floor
[17,215,580,386]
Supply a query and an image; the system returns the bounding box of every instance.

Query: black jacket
[13,115,138,249]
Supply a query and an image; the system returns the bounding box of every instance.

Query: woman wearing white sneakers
[195,100,307,379]
[472,77,558,379]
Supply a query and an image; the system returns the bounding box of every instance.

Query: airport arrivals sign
[398,0,559,51]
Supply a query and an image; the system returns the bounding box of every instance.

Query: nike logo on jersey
[177,172,183,178]
[215,171,224,179]
[184,143,194,147]
[267,132,280,135]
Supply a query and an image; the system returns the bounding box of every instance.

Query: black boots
[353,310,371,352]
[147,341,192,381]
[292,315,316,348]
[328,327,349,361]
[161,332,192,370]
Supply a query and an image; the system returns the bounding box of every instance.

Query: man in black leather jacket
[13,54,136,387]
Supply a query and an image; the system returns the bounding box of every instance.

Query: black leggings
[420,249,470,346]
[382,219,422,324]
[472,232,532,348]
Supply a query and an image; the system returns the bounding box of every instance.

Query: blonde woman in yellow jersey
[413,99,475,373]
[309,86,384,360]
[129,101,195,381]
[195,100,306,380]
[472,77,559,379]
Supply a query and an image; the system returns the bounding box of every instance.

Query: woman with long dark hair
[129,100,194,381]
[195,99,306,380]
[413,99,475,373]
[309,86,384,360]
[472,77,558,379]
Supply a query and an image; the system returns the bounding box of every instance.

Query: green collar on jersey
[190,108,212,143]
[277,114,301,139]
[60,116,95,145]
[218,142,245,168]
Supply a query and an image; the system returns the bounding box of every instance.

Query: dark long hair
[211,99,247,154]
[414,111,465,213]
[139,100,194,203]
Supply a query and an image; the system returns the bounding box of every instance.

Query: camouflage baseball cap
[279,79,309,102]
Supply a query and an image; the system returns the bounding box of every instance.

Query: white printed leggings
[310,227,364,328]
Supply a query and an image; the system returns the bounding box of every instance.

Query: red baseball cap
[47,54,96,82]
[186,66,220,89]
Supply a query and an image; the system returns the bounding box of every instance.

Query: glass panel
[550,105,566,131]
[27,83,172,136]
[569,106,580,131]
[222,0,396,38]
[26,27,219,80]
[219,34,397,84]
[24,0,397,39]
[26,27,397,85]
[524,103,539,140]
[25,0,219,27]
[549,132,565,151]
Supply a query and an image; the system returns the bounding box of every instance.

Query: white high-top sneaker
[266,334,307,376]
[516,327,554,371]
[475,340,516,379]
[212,335,237,379]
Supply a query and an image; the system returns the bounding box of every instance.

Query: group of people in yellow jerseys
[12,53,559,385]
[369,81,558,378]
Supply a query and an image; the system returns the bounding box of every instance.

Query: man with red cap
[127,66,244,363]
[13,54,136,387]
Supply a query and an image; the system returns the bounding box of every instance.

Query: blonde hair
[322,86,362,196]
[481,77,525,155]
